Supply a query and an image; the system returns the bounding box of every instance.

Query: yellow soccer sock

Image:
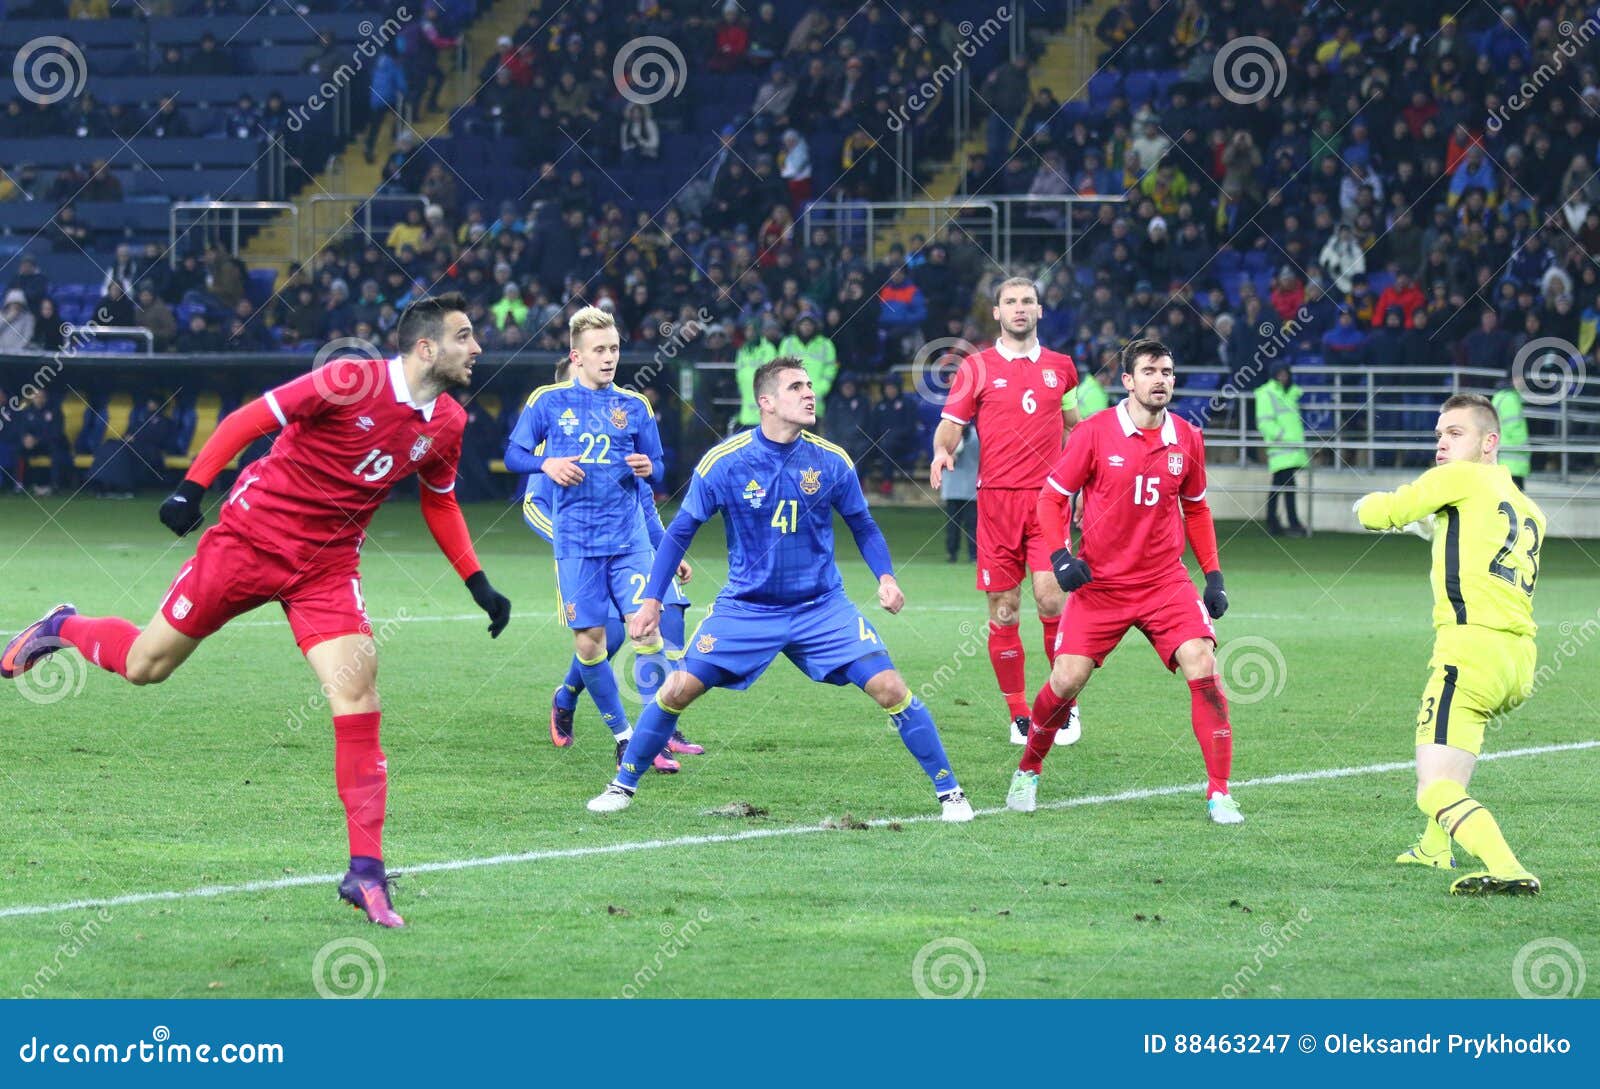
[1418,817,1452,856]
[1419,780,1521,874]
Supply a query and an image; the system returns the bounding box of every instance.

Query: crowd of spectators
[5,0,1600,483]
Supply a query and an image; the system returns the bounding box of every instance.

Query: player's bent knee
[865,671,909,709]
[656,671,704,712]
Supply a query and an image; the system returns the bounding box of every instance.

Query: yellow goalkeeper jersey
[1357,460,1543,638]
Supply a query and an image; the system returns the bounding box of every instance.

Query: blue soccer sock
[604,615,627,660]
[617,700,681,790]
[888,694,960,796]
[577,651,630,736]
[660,605,687,656]
[631,640,672,706]
[555,658,584,711]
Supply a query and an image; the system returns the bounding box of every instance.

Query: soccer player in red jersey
[929,276,1081,746]
[1004,338,1242,824]
[1,294,513,926]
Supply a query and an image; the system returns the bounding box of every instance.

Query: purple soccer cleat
[1,603,76,680]
[338,861,405,928]
[666,728,704,755]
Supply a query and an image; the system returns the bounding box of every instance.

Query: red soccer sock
[1021,682,1075,774]
[1040,614,1060,664]
[1188,675,1233,797]
[987,622,1028,719]
[334,712,387,862]
[59,615,139,678]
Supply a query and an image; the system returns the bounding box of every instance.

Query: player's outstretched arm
[1355,463,1468,531]
[419,486,511,637]
[158,397,284,537]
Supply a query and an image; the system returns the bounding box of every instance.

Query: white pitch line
[1,740,1595,922]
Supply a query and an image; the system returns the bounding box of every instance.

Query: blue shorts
[680,589,893,691]
[556,551,655,630]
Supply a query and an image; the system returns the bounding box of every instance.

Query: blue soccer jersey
[676,428,873,606]
[507,381,663,560]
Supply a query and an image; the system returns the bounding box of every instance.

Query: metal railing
[981,194,1127,268]
[61,325,155,353]
[800,200,999,265]
[306,193,429,257]
[169,201,299,267]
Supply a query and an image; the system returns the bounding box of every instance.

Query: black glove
[1203,570,1228,619]
[466,571,511,638]
[158,479,206,538]
[1050,548,1092,593]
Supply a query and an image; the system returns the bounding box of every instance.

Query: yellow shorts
[1415,626,1537,756]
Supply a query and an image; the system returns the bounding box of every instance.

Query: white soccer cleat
[1009,715,1030,745]
[586,783,634,813]
[1005,769,1038,813]
[939,790,975,822]
[1056,703,1082,746]
[1207,792,1244,825]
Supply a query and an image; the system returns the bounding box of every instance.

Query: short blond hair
[993,275,1039,305]
[568,305,616,349]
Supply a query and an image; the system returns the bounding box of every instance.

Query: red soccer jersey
[1044,401,1208,590]
[940,341,1078,489]
[218,357,465,564]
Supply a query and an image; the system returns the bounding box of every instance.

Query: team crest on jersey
[172,595,192,620]
[696,633,717,654]
[1042,370,1059,388]
[609,403,629,429]
[409,434,433,461]
[742,479,766,509]
[559,407,579,435]
[1167,451,1184,476]
[565,602,577,622]
[799,467,822,495]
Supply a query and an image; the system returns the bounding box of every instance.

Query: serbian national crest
[1042,369,1059,388]
[1167,450,1184,476]
[742,479,767,509]
[696,633,717,654]
[609,403,629,429]
[409,434,433,461]
[799,467,822,495]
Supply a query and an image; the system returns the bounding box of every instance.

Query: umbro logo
[1108,455,1125,467]
[356,416,375,431]
[992,378,1008,388]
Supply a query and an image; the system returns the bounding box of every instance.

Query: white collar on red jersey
[1116,399,1178,445]
[993,338,1042,362]
[388,356,438,422]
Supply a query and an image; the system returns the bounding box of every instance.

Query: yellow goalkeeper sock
[1419,780,1521,874]
[1418,816,1452,856]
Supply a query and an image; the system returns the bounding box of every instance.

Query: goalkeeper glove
[1203,570,1228,619]
[158,479,206,537]
[465,571,512,638]
[1050,548,1092,593]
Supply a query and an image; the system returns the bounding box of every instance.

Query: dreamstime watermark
[1220,908,1312,998]
[1,321,102,436]
[1510,336,1587,406]
[311,937,386,999]
[12,36,87,105]
[1488,607,1600,734]
[918,618,987,705]
[912,936,986,998]
[274,608,409,744]
[909,336,977,406]
[13,633,89,706]
[1215,635,1288,705]
[1213,36,1287,105]
[619,908,713,997]
[1512,937,1585,998]
[308,335,388,407]
[19,909,112,998]
[885,6,1013,133]
[1487,17,1600,132]
[1204,306,1312,425]
[613,36,688,106]
[286,9,412,133]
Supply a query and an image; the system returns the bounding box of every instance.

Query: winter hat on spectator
[3,289,26,308]
[425,204,445,223]
[1148,216,1168,237]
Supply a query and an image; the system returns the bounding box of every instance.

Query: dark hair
[1441,392,1499,432]
[1119,337,1173,374]
[396,292,468,352]
[753,356,808,401]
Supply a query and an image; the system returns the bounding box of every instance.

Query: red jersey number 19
[353,449,394,482]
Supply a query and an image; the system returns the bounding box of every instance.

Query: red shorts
[159,524,372,654]
[975,487,1053,592]
[1056,575,1216,670]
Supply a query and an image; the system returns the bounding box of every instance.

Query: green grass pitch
[1,495,1596,998]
